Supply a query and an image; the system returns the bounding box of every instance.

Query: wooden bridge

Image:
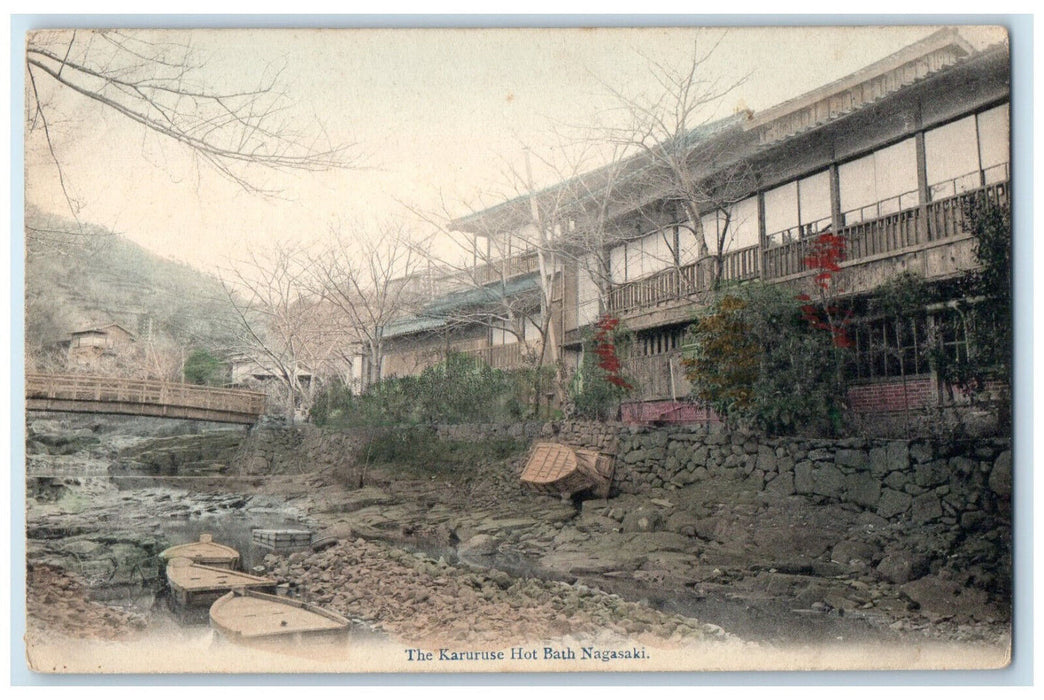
[26,374,267,425]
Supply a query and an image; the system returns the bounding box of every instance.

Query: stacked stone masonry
[542,420,621,455]
[245,422,1011,530]
[238,420,1011,624]
[613,424,1011,527]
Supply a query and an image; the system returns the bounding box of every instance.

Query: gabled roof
[70,322,136,340]
[745,27,976,146]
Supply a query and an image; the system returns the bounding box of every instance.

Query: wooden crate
[251,529,313,551]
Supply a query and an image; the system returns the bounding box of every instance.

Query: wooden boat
[210,589,351,643]
[159,533,240,569]
[166,557,277,614]
[520,442,615,498]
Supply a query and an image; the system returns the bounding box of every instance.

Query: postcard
[21,24,1013,675]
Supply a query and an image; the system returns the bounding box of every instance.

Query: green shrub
[682,283,844,436]
[311,352,527,427]
[183,348,226,386]
[358,426,524,476]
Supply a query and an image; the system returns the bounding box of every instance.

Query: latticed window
[847,308,989,381]
[635,326,687,357]
[848,315,931,380]
[936,307,974,368]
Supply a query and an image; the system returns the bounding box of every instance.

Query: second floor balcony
[606,177,1009,317]
[472,249,543,286]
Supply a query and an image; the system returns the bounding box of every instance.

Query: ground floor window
[633,325,688,357]
[848,315,930,380]
[846,307,981,381]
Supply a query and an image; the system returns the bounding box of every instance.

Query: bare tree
[25,29,358,233]
[524,137,636,323]
[135,335,186,382]
[308,222,429,390]
[220,243,324,423]
[597,31,758,291]
[404,144,618,411]
[411,178,556,352]
[295,302,360,393]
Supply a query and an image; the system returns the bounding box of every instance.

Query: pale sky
[23,25,1008,274]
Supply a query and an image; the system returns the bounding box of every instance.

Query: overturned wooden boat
[159,533,240,569]
[166,557,277,613]
[520,442,615,498]
[210,588,351,643]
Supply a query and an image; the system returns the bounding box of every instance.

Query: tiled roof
[384,272,541,339]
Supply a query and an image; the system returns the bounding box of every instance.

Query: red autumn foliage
[797,233,852,348]
[803,233,846,283]
[593,315,633,390]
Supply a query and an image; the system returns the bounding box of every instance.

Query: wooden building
[380,29,1011,426]
[65,322,137,371]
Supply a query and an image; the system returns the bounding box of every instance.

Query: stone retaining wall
[613,424,1012,525]
[432,422,546,443]
[543,420,620,454]
[236,427,308,474]
[240,421,1011,529]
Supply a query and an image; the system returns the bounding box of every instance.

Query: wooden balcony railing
[763,179,1008,279]
[472,250,542,285]
[607,244,760,313]
[606,178,1008,315]
[461,342,530,370]
[926,179,1009,241]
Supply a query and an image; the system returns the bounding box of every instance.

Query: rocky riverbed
[22,416,1012,673]
[279,457,1010,650]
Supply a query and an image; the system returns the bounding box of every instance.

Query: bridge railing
[26,374,267,416]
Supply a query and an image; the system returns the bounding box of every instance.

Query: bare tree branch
[25,29,362,226]
[219,242,346,422]
[307,222,429,389]
[592,30,759,290]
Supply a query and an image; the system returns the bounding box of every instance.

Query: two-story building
[380,28,1011,425]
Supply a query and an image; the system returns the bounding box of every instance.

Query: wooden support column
[829,162,843,232]
[915,129,931,249]
[756,189,767,280]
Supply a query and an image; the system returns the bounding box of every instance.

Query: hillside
[24,208,239,368]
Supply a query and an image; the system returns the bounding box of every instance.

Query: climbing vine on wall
[939,198,1012,430]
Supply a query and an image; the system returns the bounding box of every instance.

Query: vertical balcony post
[756,190,767,281]
[829,162,843,233]
[915,130,931,244]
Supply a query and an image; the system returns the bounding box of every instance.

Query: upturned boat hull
[520,442,615,498]
[158,533,240,569]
